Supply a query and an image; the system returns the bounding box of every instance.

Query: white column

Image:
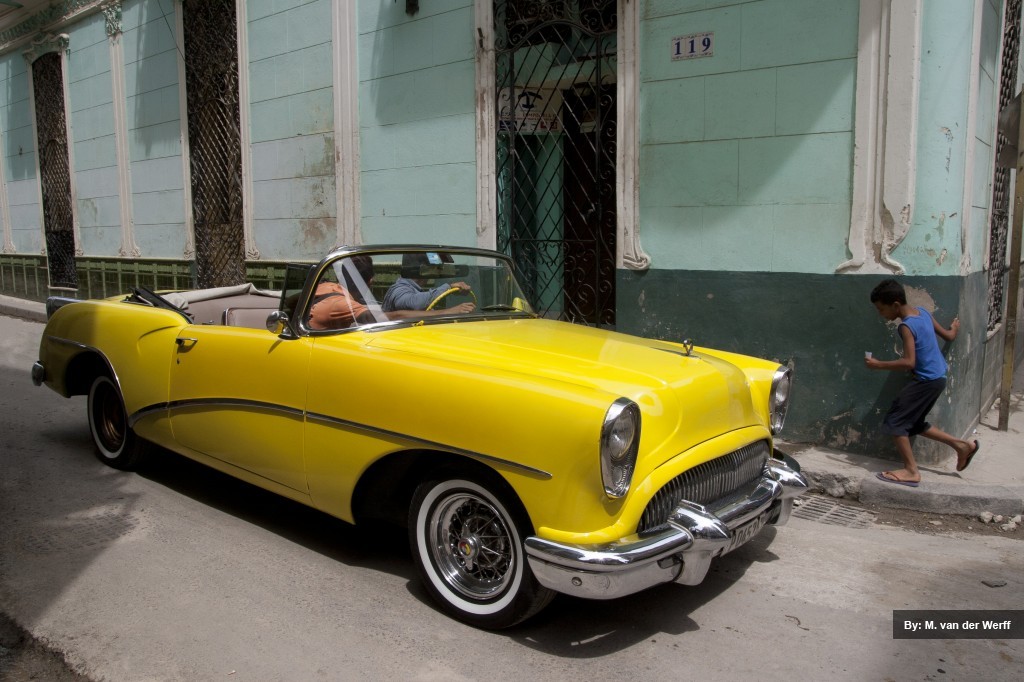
[105,2,141,257]
[333,0,362,248]
[838,0,922,275]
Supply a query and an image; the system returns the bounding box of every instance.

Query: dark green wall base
[617,268,1014,464]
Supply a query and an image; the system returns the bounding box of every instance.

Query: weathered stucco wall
[0,51,41,253]
[67,12,121,256]
[357,0,477,246]
[123,0,188,258]
[247,0,337,260]
[637,0,858,275]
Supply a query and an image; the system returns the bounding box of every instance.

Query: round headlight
[774,372,791,403]
[600,399,641,498]
[606,414,636,462]
[769,367,792,435]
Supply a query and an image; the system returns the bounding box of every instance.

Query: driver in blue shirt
[383,252,474,313]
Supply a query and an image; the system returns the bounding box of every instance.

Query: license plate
[725,512,769,553]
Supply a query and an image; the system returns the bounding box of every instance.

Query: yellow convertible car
[32,245,806,628]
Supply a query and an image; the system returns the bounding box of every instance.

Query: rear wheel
[409,477,554,629]
[87,375,144,470]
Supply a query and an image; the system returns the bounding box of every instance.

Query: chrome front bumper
[524,457,808,600]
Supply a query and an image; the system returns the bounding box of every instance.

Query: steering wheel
[426,286,477,311]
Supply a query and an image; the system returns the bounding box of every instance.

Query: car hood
[364,318,763,446]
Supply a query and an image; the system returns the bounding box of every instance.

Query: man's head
[871,278,906,320]
[342,255,375,303]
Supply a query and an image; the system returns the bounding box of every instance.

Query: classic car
[32,245,807,628]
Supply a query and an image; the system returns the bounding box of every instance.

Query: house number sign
[672,32,714,60]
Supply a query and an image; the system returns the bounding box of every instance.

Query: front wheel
[409,477,554,628]
[87,375,144,470]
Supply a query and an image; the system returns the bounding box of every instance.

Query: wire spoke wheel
[87,375,144,470]
[410,477,554,628]
[431,493,514,599]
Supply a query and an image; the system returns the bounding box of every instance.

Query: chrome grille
[638,440,771,533]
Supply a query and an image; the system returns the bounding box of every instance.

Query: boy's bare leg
[880,435,920,483]
[919,426,975,468]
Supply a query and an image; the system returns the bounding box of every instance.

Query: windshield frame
[295,245,536,336]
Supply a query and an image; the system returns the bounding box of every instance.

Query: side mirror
[266,310,291,336]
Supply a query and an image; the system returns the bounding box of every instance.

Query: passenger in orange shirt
[308,254,474,330]
[308,255,376,330]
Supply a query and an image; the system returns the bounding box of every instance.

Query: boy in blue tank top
[865,279,980,486]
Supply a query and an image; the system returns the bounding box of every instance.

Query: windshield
[304,249,535,331]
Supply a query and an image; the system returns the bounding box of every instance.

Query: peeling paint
[299,218,334,249]
[935,248,948,266]
[940,127,953,172]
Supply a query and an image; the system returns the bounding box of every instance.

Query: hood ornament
[682,338,694,356]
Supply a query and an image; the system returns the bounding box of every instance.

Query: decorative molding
[235,0,258,259]
[474,0,496,249]
[22,33,70,63]
[0,77,11,252]
[172,0,195,260]
[1,0,104,54]
[333,0,362,248]
[617,0,649,270]
[107,7,139,258]
[837,0,921,275]
[102,1,123,38]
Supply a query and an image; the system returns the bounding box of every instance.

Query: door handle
[175,337,198,349]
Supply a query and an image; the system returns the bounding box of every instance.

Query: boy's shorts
[882,376,947,437]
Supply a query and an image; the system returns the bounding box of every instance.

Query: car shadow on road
[135,446,417,579]
[138,444,788,655]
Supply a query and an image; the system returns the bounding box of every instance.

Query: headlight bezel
[600,398,641,498]
[769,366,792,435]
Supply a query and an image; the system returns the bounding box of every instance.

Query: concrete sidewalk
[782,362,1024,517]
[3,291,1021,517]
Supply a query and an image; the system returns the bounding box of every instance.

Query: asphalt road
[2,314,1023,681]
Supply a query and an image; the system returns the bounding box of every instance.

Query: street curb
[0,294,46,323]
[801,463,1024,517]
[859,476,1024,517]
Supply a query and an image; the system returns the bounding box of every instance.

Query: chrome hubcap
[429,492,514,601]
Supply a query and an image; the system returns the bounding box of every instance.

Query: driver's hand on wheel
[450,302,475,313]
[450,282,472,292]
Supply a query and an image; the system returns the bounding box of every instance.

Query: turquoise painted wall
[248,0,337,260]
[67,12,120,256]
[123,0,188,258]
[638,0,858,275]
[0,52,39,253]
[895,0,975,276]
[963,0,1002,276]
[357,0,477,246]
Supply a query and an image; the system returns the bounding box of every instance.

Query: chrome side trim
[524,458,808,599]
[132,398,305,428]
[306,411,552,479]
[166,398,305,418]
[131,397,552,480]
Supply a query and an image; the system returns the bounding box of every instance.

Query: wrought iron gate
[988,0,1021,332]
[32,52,77,289]
[494,0,617,326]
[183,0,245,288]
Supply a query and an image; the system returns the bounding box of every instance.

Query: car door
[169,324,312,494]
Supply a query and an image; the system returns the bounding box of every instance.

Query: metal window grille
[495,0,618,327]
[988,0,1021,332]
[32,52,77,290]
[183,0,245,289]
